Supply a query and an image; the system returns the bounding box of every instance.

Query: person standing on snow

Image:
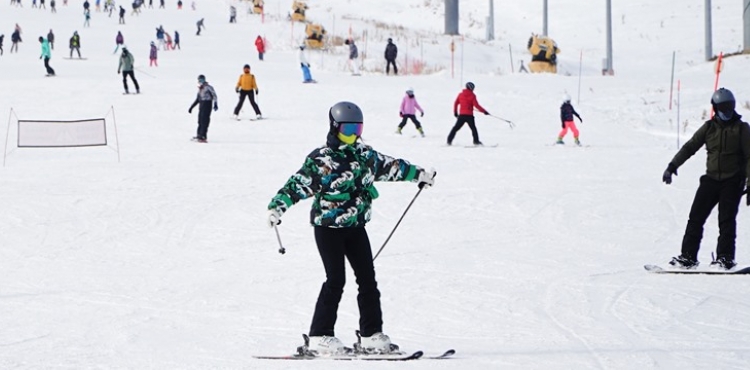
[0,35,4,56]
[196,18,205,35]
[69,31,81,58]
[662,88,750,271]
[173,30,180,50]
[46,29,54,50]
[148,41,157,66]
[254,35,265,61]
[188,74,218,142]
[447,82,489,146]
[10,28,21,53]
[229,6,236,23]
[384,38,398,75]
[266,101,436,356]
[117,46,140,94]
[39,36,55,76]
[344,38,359,76]
[556,94,583,145]
[396,87,425,137]
[232,64,262,119]
[299,45,314,83]
[118,5,126,24]
[114,31,124,53]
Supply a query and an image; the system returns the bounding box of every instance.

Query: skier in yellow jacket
[233,64,262,120]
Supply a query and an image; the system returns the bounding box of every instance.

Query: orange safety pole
[710,52,724,117]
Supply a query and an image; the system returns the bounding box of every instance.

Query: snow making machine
[304,23,327,49]
[527,34,560,73]
[252,0,264,14]
[291,1,308,22]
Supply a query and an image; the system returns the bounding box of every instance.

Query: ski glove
[662,163,678,184]
[255,89,259,95]
[454,112,458,118]
[266,209,281,228]
[213,102,218,111]
[420,112,424,117]
[417,168,437,188]
[484,111,490,116]
[235,87,240,93]
[188,107,193,114]
[745,188,750,207]
[399,112,403,117]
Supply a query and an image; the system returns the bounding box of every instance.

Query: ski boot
[299,334,351,356]
[395,127,402,135]
[574,138,581,146]
[353,330,401,355]
[669,255,699,269]
[417,127,425,137]
[556,137,564,145]
[710,255,736,270]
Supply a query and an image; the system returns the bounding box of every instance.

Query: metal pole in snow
[677,80,681,149]
[509,43,514,73]
[669,51,676,110]
[577,49,583,104]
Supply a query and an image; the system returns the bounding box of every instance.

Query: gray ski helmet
[197,74,206,83]
[328,101,364,129]
[711,88,735,120]
[466,82,475,91]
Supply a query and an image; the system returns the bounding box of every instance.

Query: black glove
[213,102,218,111]
[235,87,240,93]
[420,112,424,117]
[188,107,193,114]
[484,111,490,115]
[117,70,121,74]
[561,121,566,128]
[39,56,42,59]
[399,112,403,117]
[255,89,259,95]
[662,163,678,184]
[579,117,583,123]
[454,112,458,118]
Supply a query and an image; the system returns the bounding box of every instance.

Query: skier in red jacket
[254,35,265,61]
[447,82,489,146]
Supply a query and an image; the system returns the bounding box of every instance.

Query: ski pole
[373,181,430,261]
[488,114,516,129]
[135,67,156,78]
[274,223,286,255]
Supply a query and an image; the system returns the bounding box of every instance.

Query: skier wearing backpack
[662,88,750,271]
[266,101,436,356]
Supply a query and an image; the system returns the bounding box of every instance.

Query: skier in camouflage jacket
[265,101,436,354]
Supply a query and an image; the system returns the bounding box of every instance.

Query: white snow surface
[2,0,750,369]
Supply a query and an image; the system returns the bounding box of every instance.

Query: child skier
[254,35,264,61]
[266,101,436,355]
[556,94,583,145]
[149,41,157,66]
[233,64,262,119]
[188,74,218,142]
[114,31,124,53]
[396,88,425,137]
[69,31,81,58]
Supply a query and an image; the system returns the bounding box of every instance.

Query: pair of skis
[254,349,455,361]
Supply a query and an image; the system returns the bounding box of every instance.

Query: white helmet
[562,93,571,103]
[406,87,414,95]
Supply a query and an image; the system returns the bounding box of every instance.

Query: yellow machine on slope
[527,34,560,73]
[291,1,308,22]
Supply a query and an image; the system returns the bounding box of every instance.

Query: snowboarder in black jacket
[384,38,397,75]
[663,88,750,270]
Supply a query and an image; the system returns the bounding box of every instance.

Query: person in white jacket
[299,45,315,83]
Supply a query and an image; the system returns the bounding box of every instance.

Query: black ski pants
[70,46,81,58]
[233,90,261,116]
[43,57,55,75]
[681,174,744,260]
[122,70,140,92]
[309,226,383,338]
[447,114,480,144]
[398,114,421,130]
[386,58,397,75]
[196,101,212,139]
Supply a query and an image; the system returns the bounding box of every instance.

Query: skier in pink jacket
[396,87,425,137]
